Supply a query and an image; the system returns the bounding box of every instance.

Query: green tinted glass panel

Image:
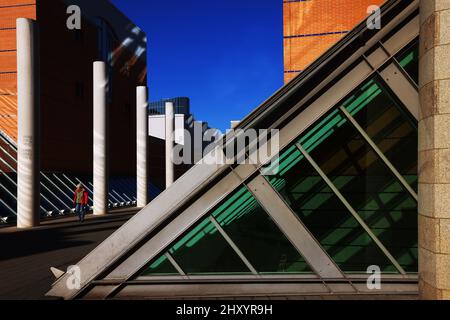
[396,40,419,84]
[265,142,396,273]
[344,78,418,192]
[141,255,179,276]
[212,186,311,274]
[301,107,417,272]
[167,217,251,275]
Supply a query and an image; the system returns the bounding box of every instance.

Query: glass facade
[135,27,419,282]
[141,255,179,276]
[141,73,419,277]
[396,40,419,84]
[142,186,312,276]
[148,97,191,115]
[212,187,311,274]
[343,78,418,192]
[265,145,397,272]
[17,0,425,300]
[168,217,251,275]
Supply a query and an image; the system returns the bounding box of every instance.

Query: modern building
[0,0,155,221]
[46,0,449,300]
[147,97,218,188]
[149,97,190,116]
[149,97,199,145]
[283,0,385,83]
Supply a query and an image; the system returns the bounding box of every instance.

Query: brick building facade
[283,0,385,83]
[0,0,147,175]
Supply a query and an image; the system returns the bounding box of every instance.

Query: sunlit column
[136,86,148,207]
[165,101,175,188]
[16,18,40,228]
[93,61,109,215]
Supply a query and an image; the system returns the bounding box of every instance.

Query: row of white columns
[92,65,175,215]
[16,18,175,228]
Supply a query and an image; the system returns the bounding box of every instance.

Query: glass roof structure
[47,0,420,299]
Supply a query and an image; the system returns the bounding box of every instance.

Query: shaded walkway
[0,209,137,299]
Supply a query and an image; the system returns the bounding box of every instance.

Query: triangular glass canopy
[47,0,420,300]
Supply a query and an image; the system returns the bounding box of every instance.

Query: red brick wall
[283,0,385,83]
[0,0,36,140]
[0,0,147,177]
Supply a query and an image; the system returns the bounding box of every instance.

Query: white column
[136,86,148,207]
[16,18,40,228]
[165,101,175,188]
[93,61,108,215]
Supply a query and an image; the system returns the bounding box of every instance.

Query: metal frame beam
[295,143,406,275]
[246,175,345,279]
[378,63,419,120]
[339,106,418,201]
[209,215,259,276]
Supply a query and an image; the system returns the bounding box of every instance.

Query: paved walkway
[0,209,418,300]
[0,209,137,300]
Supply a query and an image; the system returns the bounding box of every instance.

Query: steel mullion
[0,198,15,216]
[0,144,74,206]
[339,106,418,201]
[164,252,188,277]
[247,175,345,279]
[0,155,69,210]
[41,173,74,203]
[83,180,114,205]
[52,173,78,196]
[88,182,120,205]
[0,132,17,149]
[0,181,16,199]
[62,174,78,188]
[122,193,133,202]
[112,190,127,203]
[209,216,259,276]
[392,57,418,89]
[295,142,406,275]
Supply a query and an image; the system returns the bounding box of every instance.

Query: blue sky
[110,0,284,131]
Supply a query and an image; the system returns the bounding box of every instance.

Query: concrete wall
[283,0,385,83]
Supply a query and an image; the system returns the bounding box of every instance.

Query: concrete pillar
[136,86,148,207]
[16,18,40,229]
[93,61,109,215]
[165,101,175,188]
[418,0,450,300]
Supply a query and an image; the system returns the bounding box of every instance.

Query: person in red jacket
[73,183,89,222]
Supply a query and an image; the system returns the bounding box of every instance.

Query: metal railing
[0,130,153,224]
